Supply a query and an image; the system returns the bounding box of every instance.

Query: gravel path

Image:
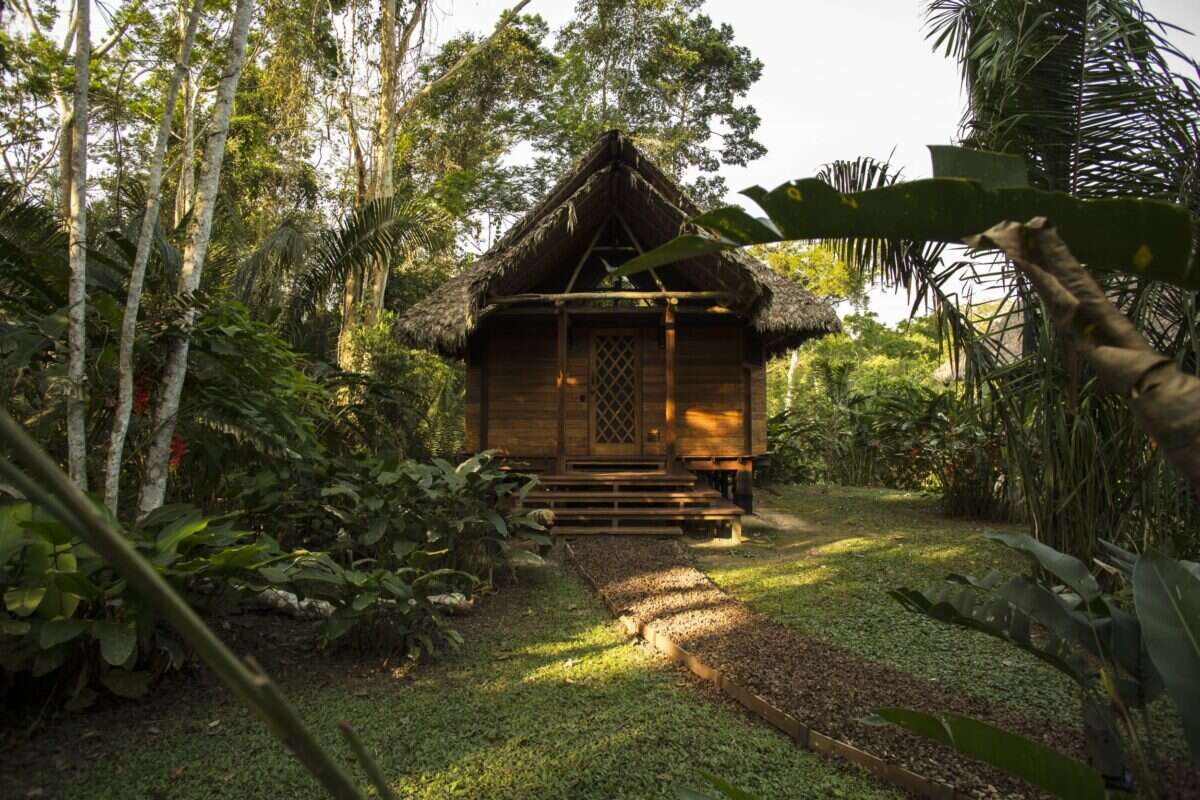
[568,536,1198,799]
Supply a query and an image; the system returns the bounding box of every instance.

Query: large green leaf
[94,621,138,666]
[155,512,210,555]
[1133,551,1200,762]
[39,618,88,648]
[615,147,1196,289]
[927,145,1029,190]
[982,531,1101,602]
[99,669,153,699]
[4,587,46,617]
[869,708,1106,799]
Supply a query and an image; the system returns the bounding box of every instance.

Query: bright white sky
[437,0,1200,324]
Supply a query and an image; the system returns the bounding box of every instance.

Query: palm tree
[225,194,450,361]
[834,0,1200,555]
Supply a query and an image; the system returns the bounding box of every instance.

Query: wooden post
[664,303,677,466]
[737,328,754,512]
[556,303,568,473]
[478,340,489,450]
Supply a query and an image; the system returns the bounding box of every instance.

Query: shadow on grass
[695,485,1082,728]
[5,563,899,800]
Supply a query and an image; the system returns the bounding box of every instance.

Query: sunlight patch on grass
[697,485,1082,725]
[24,565,898,800]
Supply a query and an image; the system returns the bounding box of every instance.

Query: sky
[436,0,1200,324]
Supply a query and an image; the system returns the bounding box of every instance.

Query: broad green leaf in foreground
[615,146,1196,289]
[868,708,1106,799]
[1134,551,1200,762]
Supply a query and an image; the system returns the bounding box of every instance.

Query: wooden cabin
[397,131,840,535]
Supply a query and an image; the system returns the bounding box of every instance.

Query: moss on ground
[13,564,897,800]
[694,485,1082,724]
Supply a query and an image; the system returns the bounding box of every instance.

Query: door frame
[588,328,643,456]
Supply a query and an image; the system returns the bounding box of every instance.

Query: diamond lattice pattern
[594,335,637,444]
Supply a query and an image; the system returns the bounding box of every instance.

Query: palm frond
[926,0,1200,202]
[284,195,451,334]
[229,220,310,309]
[0,180,69,312]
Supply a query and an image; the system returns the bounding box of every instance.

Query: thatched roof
[395,130,841,358]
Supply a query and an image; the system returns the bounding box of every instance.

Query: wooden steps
[548,504,743,519]
[553,526,684,536]
[539,473,695,487]
[517,465,742,537]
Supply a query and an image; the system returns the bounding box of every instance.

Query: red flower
[133,371,154,415]
[169,433,188,471]
[133,384,150,415]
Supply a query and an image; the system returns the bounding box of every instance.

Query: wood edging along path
[563,541,965,800]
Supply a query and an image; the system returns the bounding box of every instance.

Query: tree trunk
[103,0,204,516]
[334,0,529,370]
[334,0,405,371]
[65,0,91,490]
[970,220,1200,495]
[174,0,197,229]
[137,0,254,518]
[785,349,799,410]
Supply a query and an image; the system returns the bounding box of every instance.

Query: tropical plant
[231,450,546,580]
[225,194,452,344]
[0,406,390,800]
[1,500,286,707]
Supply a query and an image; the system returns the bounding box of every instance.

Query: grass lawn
[692,484,1082,724]
[7,561,897,800]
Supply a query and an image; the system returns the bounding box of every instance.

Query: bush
[0,501,279,708]
[1,453,545,705]
[765,384,1009,519]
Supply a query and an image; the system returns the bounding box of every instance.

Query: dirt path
[568,535,1199,800]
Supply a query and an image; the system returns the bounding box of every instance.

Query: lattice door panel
[592,334,639,447]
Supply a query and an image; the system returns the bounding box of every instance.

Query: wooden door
[590,330,642,455]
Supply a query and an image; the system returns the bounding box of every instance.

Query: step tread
[549,505,743,518]
[553,526,684,536]
[540,474,696,485]
[523,490,721,501]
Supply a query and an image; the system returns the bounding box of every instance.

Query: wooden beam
[613,212,666,291]
[664,305,677,464]
[556,305,568,472]
[564,222,607,292]
[489,291,732,305]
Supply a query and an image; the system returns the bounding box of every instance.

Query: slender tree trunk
[137,0,254,518]
[785,349,799,410]
[333,0,529,370]
[334,0,413,370]
[65,0,90,490]
[103,0,204,516]
[174,1,197,229]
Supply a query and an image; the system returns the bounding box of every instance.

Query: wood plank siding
[465,319,766,458]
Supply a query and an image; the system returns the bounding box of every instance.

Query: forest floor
[1,556,895,800]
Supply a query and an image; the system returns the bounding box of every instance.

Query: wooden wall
[676,325,744,456]
[464,318,767,458]
[641,327,666,456]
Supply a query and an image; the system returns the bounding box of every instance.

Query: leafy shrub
[233,450,546,579]
[1,452,545,705]
[765,383,1009,519]
[0,501,279,708]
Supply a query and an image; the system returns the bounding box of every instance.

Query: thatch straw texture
[396,131,840,357]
